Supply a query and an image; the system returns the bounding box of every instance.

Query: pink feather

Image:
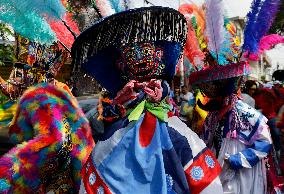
[246,34,284,61]
[184,25,205,67]
[49,13,80,48]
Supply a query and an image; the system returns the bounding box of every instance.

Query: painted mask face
[6,68,27,99]
[8,68,25,86]
[117,43,165,81]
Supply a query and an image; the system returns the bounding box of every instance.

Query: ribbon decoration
[128,100,170,122]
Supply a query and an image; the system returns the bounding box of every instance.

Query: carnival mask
[6,68,28,99]
[117,43,165,81]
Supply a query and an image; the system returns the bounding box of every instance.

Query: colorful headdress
[0,0,81,46]
[179,0,281,98]
[16,35,69,83]
[72,6,187,95]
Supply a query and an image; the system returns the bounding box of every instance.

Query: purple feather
[243,0,262,53]
[205,0,225,61]
[255,0,281,43]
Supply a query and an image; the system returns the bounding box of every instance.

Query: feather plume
[48,0,80,49]
[95,0,116,17]
[7,0,66,20]
[179,4,205,69]
[184,57,196,76]
[224,19,236,36]
[191,4,206,32]
[211,31,232,65]
[254,0,281,43]
[246,34,284,61]
[0,3,56,44]
[49,13,80,48]
[109,0,124,12]
[184,24,205,68]
[179,4,206,32]
[224,18,241,61]
[243,0,263,53]
[192,16,207,50]
[205,0,225,61]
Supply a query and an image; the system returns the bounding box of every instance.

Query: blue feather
[109,0,124,12]
[211,27,235,65]
[243,0,262,53]
[254,0,281,43]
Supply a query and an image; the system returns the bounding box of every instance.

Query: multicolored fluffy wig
[0,83,94,193]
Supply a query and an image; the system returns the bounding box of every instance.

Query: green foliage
[0,23,15,66]
[0,23,13,40]
[0,44,15,66]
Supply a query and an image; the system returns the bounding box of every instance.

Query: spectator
[179,85,195,123]
[241,80,256,108]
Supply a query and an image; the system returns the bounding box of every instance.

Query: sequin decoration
[86,162,90,173]
[89,172,96,185]
[72,7,187,71]
[205,155,215,168]
[190,166,204,181]
[117,43,165,81]
[166,174,174,191]
[97,186,105,194]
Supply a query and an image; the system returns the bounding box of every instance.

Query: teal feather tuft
[0,0,59,44]
[4,0,66,20]
[0,5,56,44]
[109,0,124,12]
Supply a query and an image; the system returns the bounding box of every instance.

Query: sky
[190,0,253,18]
[265,44,284,69]
[145,0,254,18]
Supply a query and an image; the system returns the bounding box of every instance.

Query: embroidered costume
[71,5,223,194]
[178,0,276,193]
[0,40,70,134]
[203,99,272,194]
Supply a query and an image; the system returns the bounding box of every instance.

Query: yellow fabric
[195,92,208,120]
[0,102,17,121]
[192,91,208,134]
